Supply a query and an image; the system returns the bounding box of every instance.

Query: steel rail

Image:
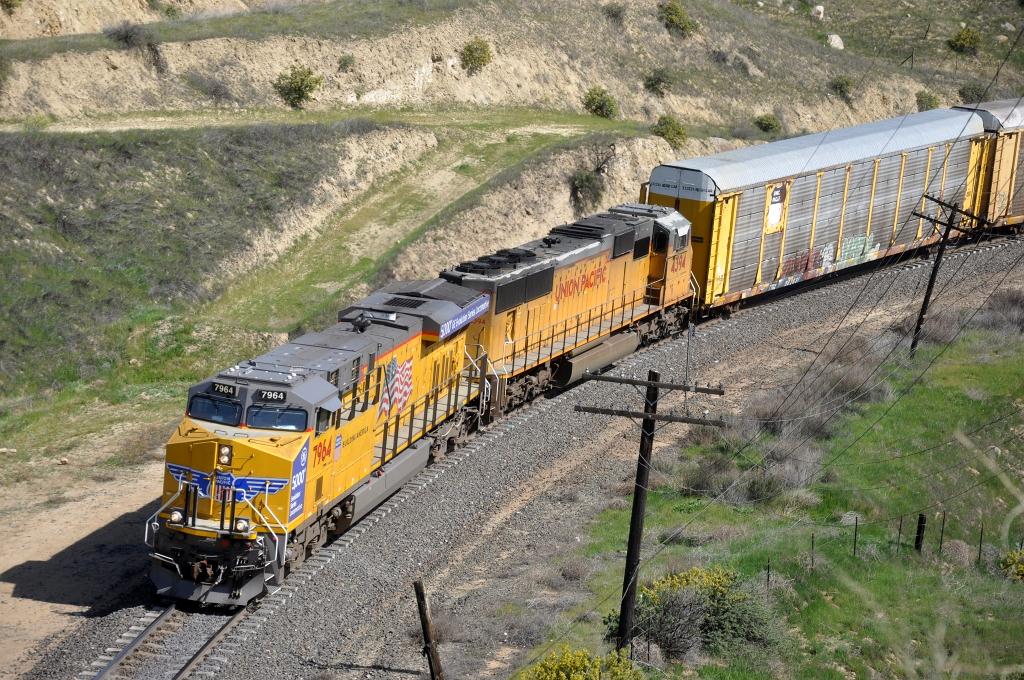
[171,606,248,680]
[93,604,177,680]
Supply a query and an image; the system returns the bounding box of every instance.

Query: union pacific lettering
[554,260,608,303]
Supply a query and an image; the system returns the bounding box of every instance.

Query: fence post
[896,516,903,554]
[853,516,859,557]
[977,520,985,566]
[765,558,771,600]
[938,511,946,555]
[811,532,815,570]
[414,579,445,680]
[914,513,927,553]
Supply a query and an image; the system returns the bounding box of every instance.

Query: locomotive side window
[188,395,241,427]
[653,228,669,253]
[247,406,308,431]
[632,236,650,259]
[674,230,689,251]
[315,408,331,436]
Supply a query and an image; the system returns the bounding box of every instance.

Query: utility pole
[910,195,992,357]
[576,369,725,652]
[413,579,445,680]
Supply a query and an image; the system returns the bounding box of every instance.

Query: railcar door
[646,224,669,305]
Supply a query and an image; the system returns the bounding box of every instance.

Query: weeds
[916,90,941,111]
[272,64,323,109]
[184,71,234,102]
[643,68,673,96]
[1,0,22,15]
[651,115,686,150]
[569,168,604,214]
[828,75,855,104]
[959,81,988,104]
[337,53,356,72]
[459,36,492,75]
[657,0,698,39]
[601,3,626,24]
[0,56,11,95]
[103,22,167,73]
[753,113,781,135]
[522,647,642,679]
[948,27,981,56]
[582,86,618,118]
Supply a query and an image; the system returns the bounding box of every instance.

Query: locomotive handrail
[145,480,184,548]
[259,481,289,567]
[243,496,284,568]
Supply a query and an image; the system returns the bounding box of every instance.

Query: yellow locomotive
[147,203,693,604]
[149,99,1023,604]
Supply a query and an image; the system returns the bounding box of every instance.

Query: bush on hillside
[753,113,782,135]
[147,0,181,19]
[948,27,981,55]
[658,0,698,38]
[272,64,324,109]
[652,114,687,150]
[459,37,492,75]
[916,90,941,111]
[973,289,1024,334]
[643,67,673,96]
[0,56,11,94]
[1,0,23,15]
[184,71,234,103]
[569,169,605,214]
[582,86,619,118]
[602,2,626,23]
[959,81,987,104]
[829,75,855,104]
[104,22,167,73]
[1001,549,1024,581]
[521,647,643,680]
[605,566,779,657]
[337,53,356,72]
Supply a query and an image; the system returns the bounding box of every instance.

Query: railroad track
[80,603,248,680]
[78,232,1023,679]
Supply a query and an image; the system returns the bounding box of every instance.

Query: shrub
[916,90,941,112]
[973,289,1024,334]
[602,2,626,23]
[104,22,167,73]
[651,114,687,150]
[459,36,492,75]
[147,0,181,18]
[1000,549,1024,581]
[959,81,988,104]
[1,0,23,15]
[753,113,782,135]
[521,647,643,680]
[948,27,981,55]
[681,451,739,496]
[643,67,673,96]
[745,472,784,501]
[272,64,323,109]
[658,0,698,38]
[0,56,11,95]
[569,169,605,214]
[829,75,855,104]
[582,86,619,118]
[337,53,356,72]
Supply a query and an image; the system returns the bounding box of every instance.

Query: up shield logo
[288,438,310,522]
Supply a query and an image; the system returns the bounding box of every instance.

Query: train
[146,99,1023,605]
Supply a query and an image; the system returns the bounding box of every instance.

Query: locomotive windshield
[187,395,242,426]
[247,405,308,431]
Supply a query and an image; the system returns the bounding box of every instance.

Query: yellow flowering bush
[1001,549,1024,582]
[519,647,642,680]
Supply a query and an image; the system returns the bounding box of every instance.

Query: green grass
[0,0,475,63]
[540,332,1024,677]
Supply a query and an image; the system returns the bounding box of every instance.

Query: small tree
[915,90,941,112]
[754,113,782,135]
[829,75,855,104]
[337,53,356,73]
[644,67,673,96]
[652,114,687,150]
[958,82,987,104]
[658,0,698,38]
[272,64,323,109]
[582,86,619,118]
[459,37,492,75]
[948,27,981,55]
[1001,549,1024,581]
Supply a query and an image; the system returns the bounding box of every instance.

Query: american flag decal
[378,356,413,418]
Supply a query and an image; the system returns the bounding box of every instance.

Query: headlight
[233,518,250,533]
[169,509,184,524]
[218,444,233,465]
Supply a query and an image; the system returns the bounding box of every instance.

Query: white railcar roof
[955,98,1024,132]
[658,108,985,193]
